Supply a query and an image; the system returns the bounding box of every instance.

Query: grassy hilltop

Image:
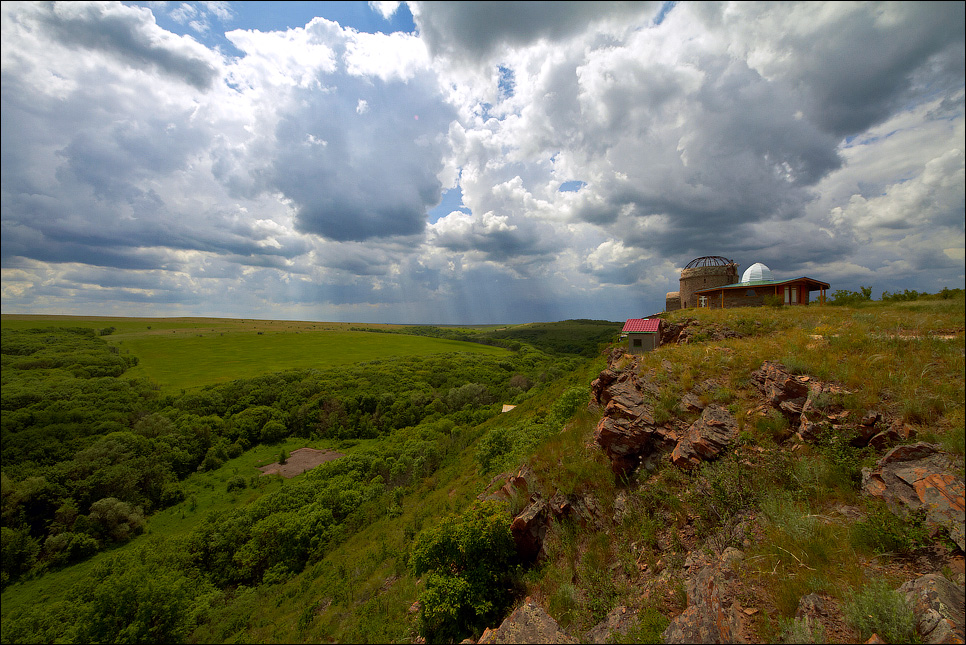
[1,301,963,644]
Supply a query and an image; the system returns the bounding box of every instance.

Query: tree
[410,501,518,642]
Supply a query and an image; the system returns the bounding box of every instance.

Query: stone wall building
[666,256,738,311]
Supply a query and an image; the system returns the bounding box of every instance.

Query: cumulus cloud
[411,1,659,64]
[30,1,221,90]
[1,1,963,322]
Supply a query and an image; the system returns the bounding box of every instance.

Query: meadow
[0,316,509,392]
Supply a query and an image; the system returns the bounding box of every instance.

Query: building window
[784,286,799,304]
[632,338,642,347]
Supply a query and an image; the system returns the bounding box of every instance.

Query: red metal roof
[622,318,661,333]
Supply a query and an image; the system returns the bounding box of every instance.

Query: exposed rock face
[477,599,576,644]
[862,443,966,551]
[592,360,675,476]
[662,560,743,644]
[899,573,966,644]
[584,606,636,644]
[671,405,740,470]
[510,498,548,563]
[479,464,542,504]
[593,358,740,476]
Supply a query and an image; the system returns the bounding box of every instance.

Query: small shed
[621,318,661,354]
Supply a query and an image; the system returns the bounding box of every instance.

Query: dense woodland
[0,322,609,643]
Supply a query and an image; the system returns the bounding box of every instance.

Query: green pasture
[2,315,510,393]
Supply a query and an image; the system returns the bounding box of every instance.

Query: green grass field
[1,315,510,392]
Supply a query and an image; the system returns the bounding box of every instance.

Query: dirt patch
[258,447,344,478]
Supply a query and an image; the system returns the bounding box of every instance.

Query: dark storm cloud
[570,56,842,249]
[696,2,965,137]
[33,1,219,90]
[412,1,658,63]
[272,72,457,242]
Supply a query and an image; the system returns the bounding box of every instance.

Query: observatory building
[666,257,829,310]
[666,256,739,310]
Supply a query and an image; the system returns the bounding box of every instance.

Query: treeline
[479,319,622,357]
[349,319,623,357]
[827,286,964,306]
[1,327,575,590]
[349,325,523,351]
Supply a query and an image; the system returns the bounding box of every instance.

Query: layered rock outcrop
[862,443,965,551]
[477,598,576,644]
[592,357,738,476]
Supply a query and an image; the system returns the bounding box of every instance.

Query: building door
[784,286,799,304]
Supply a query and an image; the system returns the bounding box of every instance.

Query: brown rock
[862,443,965,551]
[584,606,637,644]
[681,392,706,413]
[510,498,548,562]
[750,361,809,407]
[593,368,677,476]
[865,634,887,644]
[671,405,739,470]
[479,464,542,504]
[662,564,742,644]
[868,420,916,451]
[546,491,604,530]
[898,574,965,644]
[477,598,576,644]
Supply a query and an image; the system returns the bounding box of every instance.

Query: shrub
[410,501,518,642]
[843,578,917,643]
[777,616,825,643]
[851,501,929,556]
[225,476,247,493]
[828,286,872,306]
[612,605,670,644]
[476,427,513,473]
[87,497,145,543]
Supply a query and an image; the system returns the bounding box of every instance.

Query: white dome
[741,262,773,283]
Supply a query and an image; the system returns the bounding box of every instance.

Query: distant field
[1,315,510,392]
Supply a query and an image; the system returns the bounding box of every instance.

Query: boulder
[479,464,542,504]
[477,598,576,644]
[671,405,739,470]
[750,361,809,407]
[662,562,743,643]
[547,491,604,530]
[584,606,636,644]
[593,368,676,476]
[898,573,966,643]
[862,443,965,551]
[510,498,548,563]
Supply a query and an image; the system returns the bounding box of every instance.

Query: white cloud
[1,1,963,322]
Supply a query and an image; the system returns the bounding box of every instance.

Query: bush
[225,476,247,493]
[410,501,518,642]
[476,427,513,473]
[828,286,872,306]
[851,501,929,556]
[843,578,918,643]
[88,497,145,543]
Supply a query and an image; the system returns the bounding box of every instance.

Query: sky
[1,1,964,324]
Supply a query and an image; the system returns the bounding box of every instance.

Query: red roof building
[621,318,662,353]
